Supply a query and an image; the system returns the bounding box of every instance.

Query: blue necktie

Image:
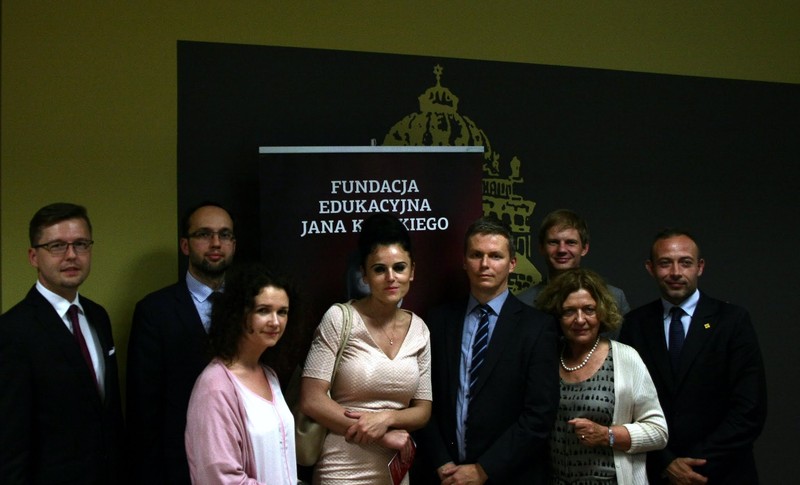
[469,305,491,397]
[669,306,685,372]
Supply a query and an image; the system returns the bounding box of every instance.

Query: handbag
[293,302,353,466]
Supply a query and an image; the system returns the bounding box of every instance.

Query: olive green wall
[3,0,797,359]
[1,0,797,464]
[3,0,798,373]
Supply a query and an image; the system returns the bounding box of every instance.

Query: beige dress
[303,303,432,485]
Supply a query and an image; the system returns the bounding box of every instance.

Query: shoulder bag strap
[330,302,353,383]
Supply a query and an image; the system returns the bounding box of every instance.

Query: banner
[258,146,484,327]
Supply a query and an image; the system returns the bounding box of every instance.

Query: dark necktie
[67,305,96,383]
[668,306,685,372]
[204,291,222,333]
[469,304,491,397]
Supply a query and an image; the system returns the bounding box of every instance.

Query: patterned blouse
[550,348,617,484]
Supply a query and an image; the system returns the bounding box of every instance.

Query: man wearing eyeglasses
[127,202,236,485]
[0,202,126,483]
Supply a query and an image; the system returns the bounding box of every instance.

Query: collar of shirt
[661,289,700,319]
[467,290,508,321]
[185,271,224,332]
[185,270,220,304]
[35,280,83,327]
[661,288,700,338]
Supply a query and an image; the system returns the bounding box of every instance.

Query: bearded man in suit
[619,229,767,484]
[0,202,126,484]
[126,202,236,484]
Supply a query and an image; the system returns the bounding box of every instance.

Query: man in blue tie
[619,229,767,484]
[415,216,559,484]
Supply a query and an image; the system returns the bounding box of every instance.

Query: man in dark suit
[0,202,126,484]
[619,229,767,484]
[126,202,236,484]
[416,217,559,485]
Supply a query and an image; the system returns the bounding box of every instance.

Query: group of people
[0,202,767,485]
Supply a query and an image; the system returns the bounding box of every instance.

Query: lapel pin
[704,323,711,329]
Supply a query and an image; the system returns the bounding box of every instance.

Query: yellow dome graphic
[382,65,542,291]
[384,65,497,176]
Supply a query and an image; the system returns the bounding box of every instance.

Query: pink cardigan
[185,359,261,485]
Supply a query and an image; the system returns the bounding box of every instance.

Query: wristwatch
[608,426,615,447]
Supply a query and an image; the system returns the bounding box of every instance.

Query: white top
[231,368,297,484]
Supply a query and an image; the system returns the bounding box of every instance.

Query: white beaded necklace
[560,337,600,372]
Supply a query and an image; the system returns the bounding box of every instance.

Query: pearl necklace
[560,337,600,372]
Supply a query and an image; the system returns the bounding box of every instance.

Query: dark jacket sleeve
[0,309,35,484]
[126,297,168,480]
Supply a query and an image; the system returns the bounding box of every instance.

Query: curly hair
[536,268,622,333]
[208,262,294,362]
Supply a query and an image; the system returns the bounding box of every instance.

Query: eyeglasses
[561,306,597,319]
[33,239,94,255]
[188,230,235,242]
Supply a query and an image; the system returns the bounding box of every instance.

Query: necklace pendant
[389,339,394,345]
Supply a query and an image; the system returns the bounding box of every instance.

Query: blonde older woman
[538,268,667,485]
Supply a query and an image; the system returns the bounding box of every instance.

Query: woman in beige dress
[300,213,432,484]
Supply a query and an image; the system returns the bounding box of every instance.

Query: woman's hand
[343,410,391,444]
[568,417,608,448]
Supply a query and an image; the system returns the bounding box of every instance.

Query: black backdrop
[178,41,800,481]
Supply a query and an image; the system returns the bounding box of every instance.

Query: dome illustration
[382,65,542,290]
[383,65,498,176]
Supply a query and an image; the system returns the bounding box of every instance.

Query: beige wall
[2,0,798,381]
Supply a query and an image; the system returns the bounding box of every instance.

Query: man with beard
[126,202,236,484]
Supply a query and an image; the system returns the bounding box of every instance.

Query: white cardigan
[610,340,669,485]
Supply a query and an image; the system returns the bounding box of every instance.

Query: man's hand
[438,463,488,485]
[665,457,708,484]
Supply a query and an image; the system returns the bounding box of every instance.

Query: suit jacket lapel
[81,296,117,405]
[641,300,677,392]
[28,289,102,402]
[175,281,208,339]
[676,292,719,382]
[470,296,518,398]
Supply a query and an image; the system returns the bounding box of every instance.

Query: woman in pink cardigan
[186,264,297,484]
